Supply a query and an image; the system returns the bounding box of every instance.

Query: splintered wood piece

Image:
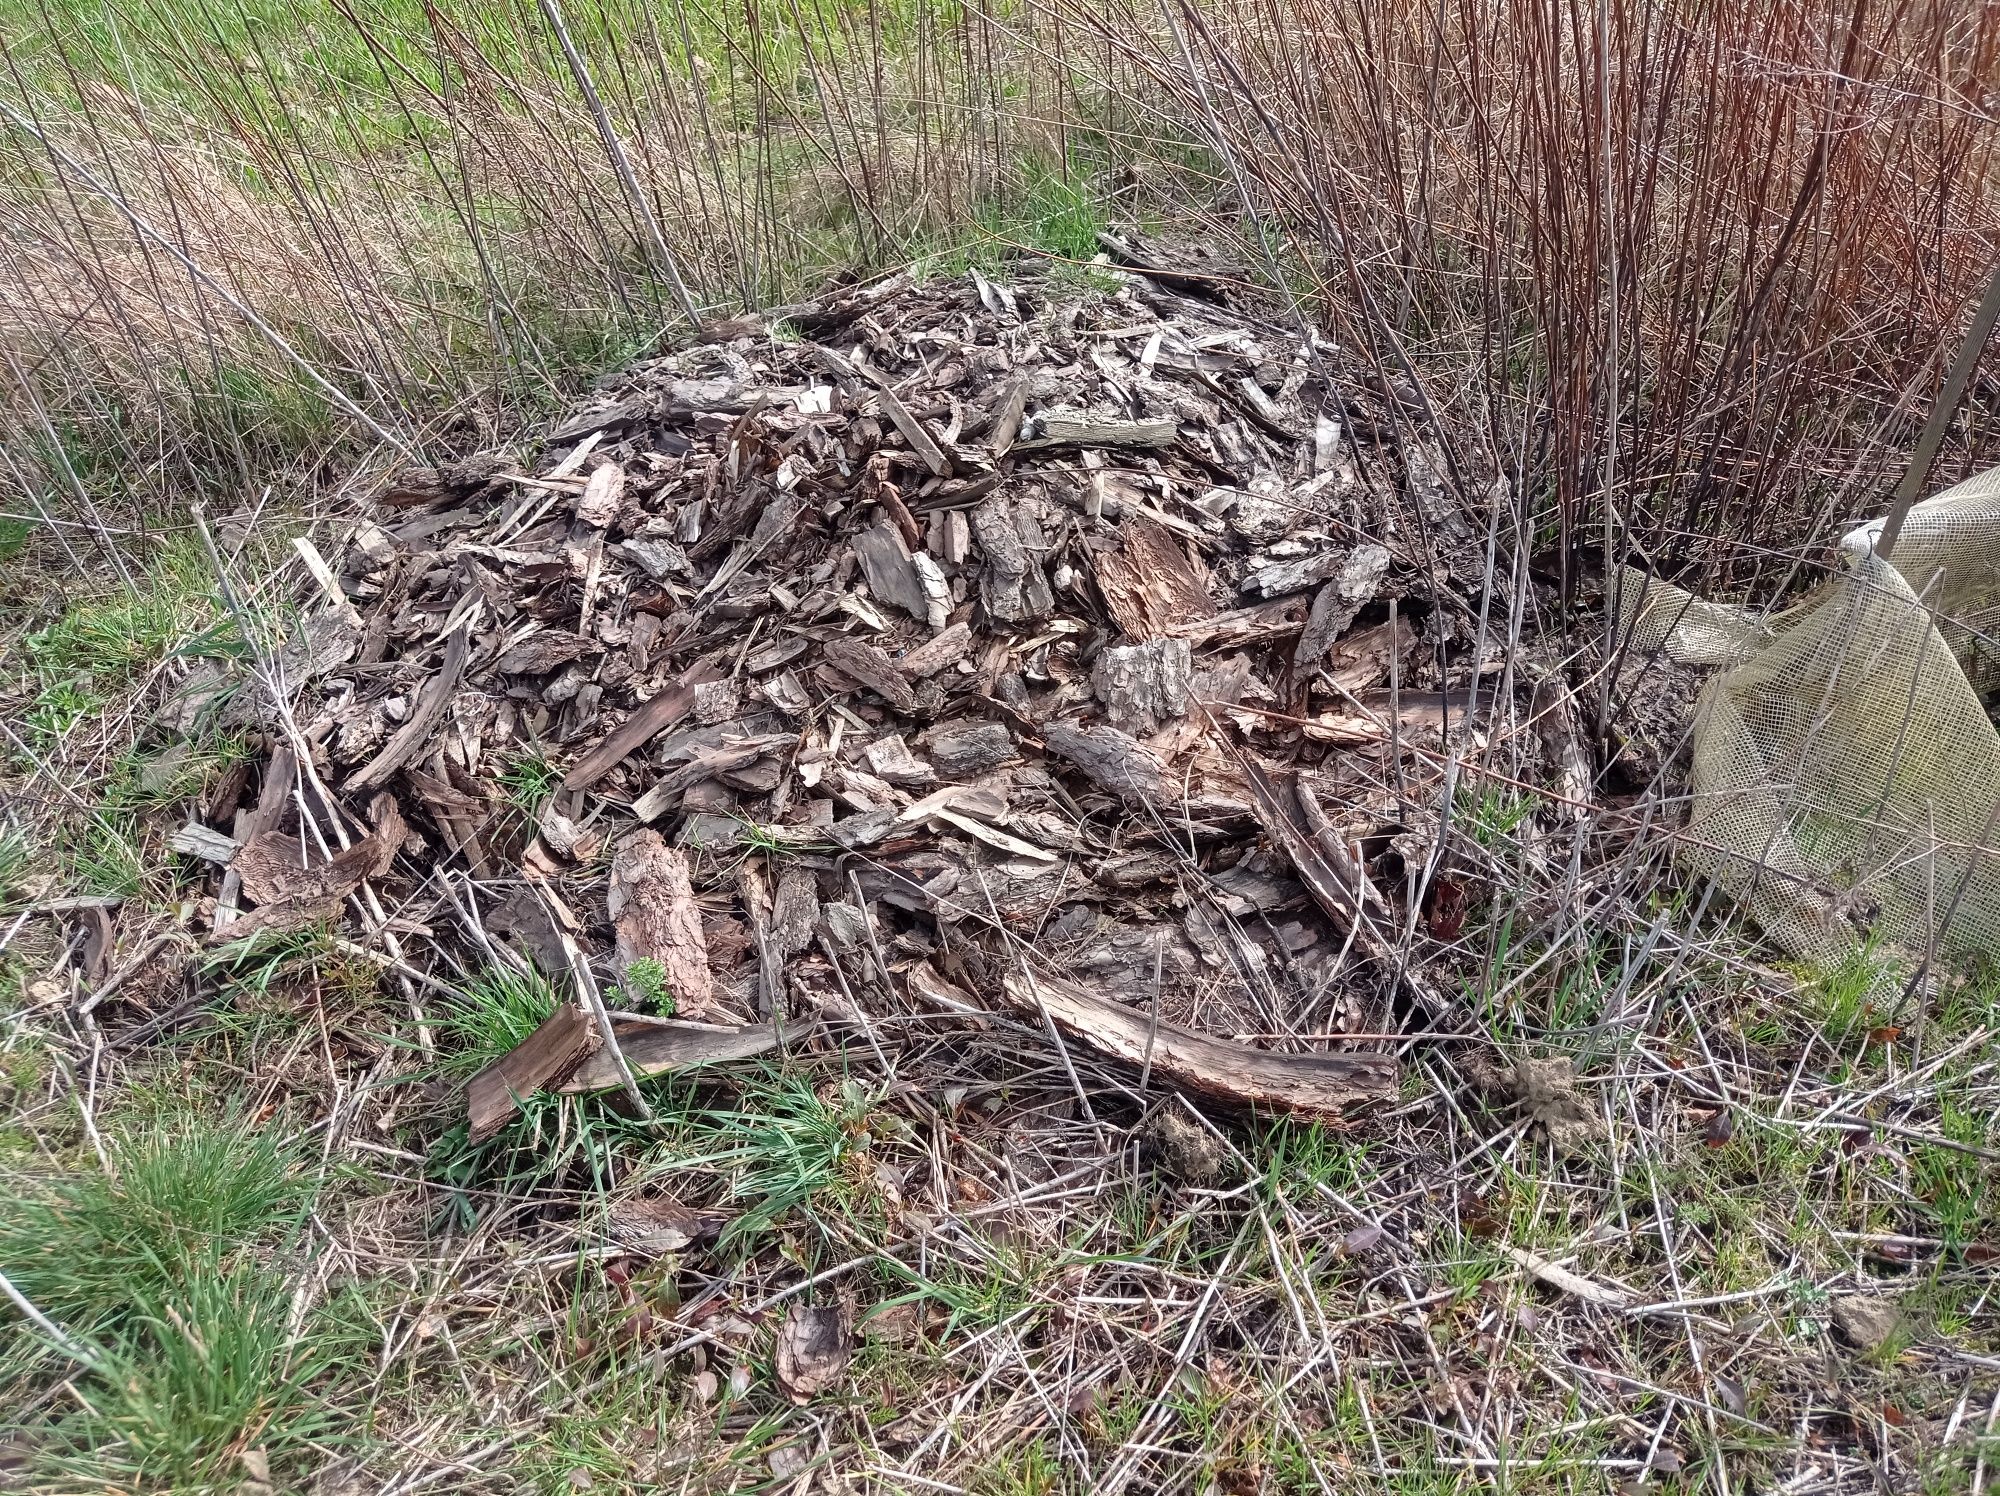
[1092,514,1217,639]
[822,637,918,712]
[1243,760,1450,1016]
[1000,970,1394,1114]
[347,622,472,792]
[987,376,1029,455]
[1013,415,1178,452]
[561,660,726,793]
[1324,615,1415,691]
[1091,637,1192,734]
[608,831,716,1017]
[557,1015,784,1092]
[870,382,951,477]
[466,1002,595,1142]
[1168,597,1309,649]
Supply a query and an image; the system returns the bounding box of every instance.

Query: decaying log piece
[1000,970,1394,1114]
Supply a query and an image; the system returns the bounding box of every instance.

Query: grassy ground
[3,0,1999,1490]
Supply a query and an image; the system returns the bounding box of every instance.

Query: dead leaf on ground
[774,1303,852,1403]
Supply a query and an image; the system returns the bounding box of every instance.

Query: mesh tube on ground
[1628,465,2000,968]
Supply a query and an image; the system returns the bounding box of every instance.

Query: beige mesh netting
[1618,465,2000,967]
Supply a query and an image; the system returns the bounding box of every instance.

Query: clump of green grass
[435,963,562,1078]
[0,1108,310,1330]
[0,826,34,908]
[202,922,341,1004]
[499,746,563,827]
[1794,937,1899,1044]
[649,1072,890,1247]
[0,1107,363,1492]
[17,540,220,754]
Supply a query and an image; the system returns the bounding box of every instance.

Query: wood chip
[347,622,472,792]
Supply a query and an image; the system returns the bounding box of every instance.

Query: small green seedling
[620,956,674,1015]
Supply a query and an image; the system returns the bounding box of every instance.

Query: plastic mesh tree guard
[1618,466,2000,967]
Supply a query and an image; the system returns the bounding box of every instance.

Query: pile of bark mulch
[189,247,1598,1137]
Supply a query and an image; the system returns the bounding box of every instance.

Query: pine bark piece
[822,638,917,712]
[496,630,596,675]
[465,1003,596,1143]
[999,970,1394,1114]
[347,622,472,792]
[853,516,931,621]
[862,733,935,786]
[230,826,395,909]
[972,493,1053,624]
[1092,514,1218,639]
[608,831,716,1018]
[896,621,973,678]
[775,1303,854,1403]
[920,720,1020,777]
[769,865,820,961]
[1294,545,1391,671]
[1091,637,1192,734]
[1041,721,1166,802]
